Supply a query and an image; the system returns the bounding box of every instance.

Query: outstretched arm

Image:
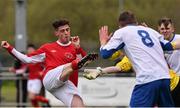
[83,56,132,80]
[1,41,44,63]
[1,41,13,51]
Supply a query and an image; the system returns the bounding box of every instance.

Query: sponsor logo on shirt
[50,50,57,53]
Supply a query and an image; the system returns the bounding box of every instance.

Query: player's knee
[60,67,73,82]
[71,95,84,107]
[28,92,36,100]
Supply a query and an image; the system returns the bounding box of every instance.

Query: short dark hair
[118,11,137,27]
[27,44,36,49]
[158,17,173,27]
[52,19,70,30]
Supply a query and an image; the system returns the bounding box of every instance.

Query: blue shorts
[130,79,174,107]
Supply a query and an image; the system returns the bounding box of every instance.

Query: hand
[1,41,10,49]
[99,26,110,46]
[71,36,80,48]
[83,68,102,80]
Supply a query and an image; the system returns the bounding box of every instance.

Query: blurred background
[1,0,180,67]
[0,0,180,107]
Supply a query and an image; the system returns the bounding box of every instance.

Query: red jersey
[8,41,86,86]
[27,63,44,79]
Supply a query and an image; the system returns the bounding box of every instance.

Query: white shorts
[43,64,82,107]
[27,79,42,94]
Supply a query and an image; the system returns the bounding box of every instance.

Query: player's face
[55,24,71,44]
[27,47,35,54]
[158,23,174,40]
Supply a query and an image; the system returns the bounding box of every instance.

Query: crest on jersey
[65,52,73,59]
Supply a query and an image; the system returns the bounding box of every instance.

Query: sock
[31,99,39,107]
[71,59,79,70]
[35,95,49,103]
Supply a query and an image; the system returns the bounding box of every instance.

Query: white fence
[0,67,135,107]
[46,77,135,107]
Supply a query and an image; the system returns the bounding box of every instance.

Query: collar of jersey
[56,41,71,46]
[169,33,175,42]
[127,24,137,26]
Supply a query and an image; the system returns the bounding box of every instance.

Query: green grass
[1,80,16,102]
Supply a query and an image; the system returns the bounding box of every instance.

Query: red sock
[35,95,49,103]
[71,59,79,70]
[31,99,39,107]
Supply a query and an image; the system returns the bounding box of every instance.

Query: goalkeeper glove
[83,67,102,80]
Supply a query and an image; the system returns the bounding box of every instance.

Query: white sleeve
[101,30,124,50]
[100,30,125,59]
[11,48,45,63]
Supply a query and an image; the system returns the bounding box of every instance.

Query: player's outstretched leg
[60,53,98,82]
[78,53,98,69]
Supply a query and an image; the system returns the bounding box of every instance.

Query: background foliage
[1,0,180,66]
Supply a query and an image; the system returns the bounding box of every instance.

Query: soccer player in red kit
[1,19,97,107]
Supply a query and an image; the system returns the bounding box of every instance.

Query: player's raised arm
[71,36,80,48]
[99,27,125,59]
[71,36,87,57]
[1,41,13,50]
[1,41,44,63]
[99,26,110,46]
